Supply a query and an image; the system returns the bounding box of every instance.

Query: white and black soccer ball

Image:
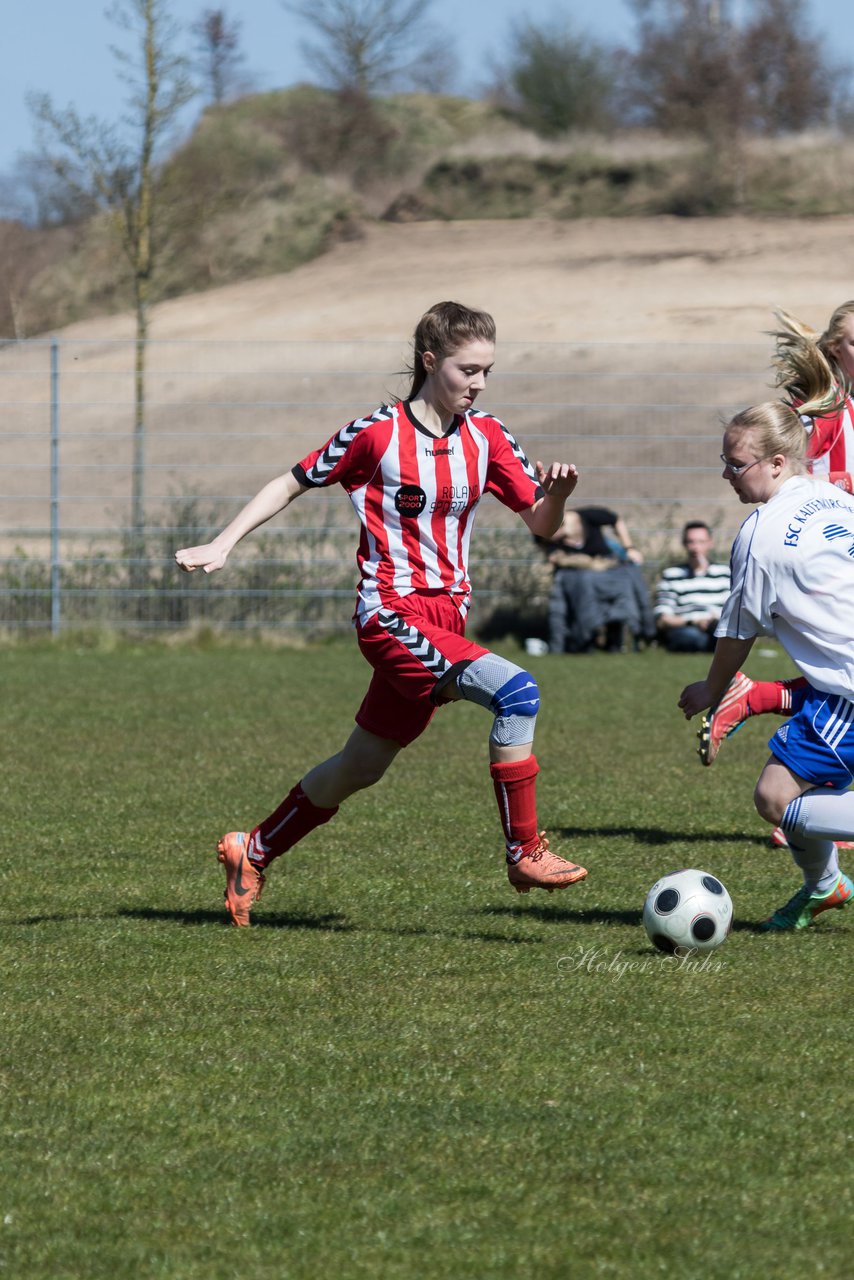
[642,868,733,955]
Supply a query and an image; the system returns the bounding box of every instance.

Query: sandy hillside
[54,215,854,345]
[5,214,854,550]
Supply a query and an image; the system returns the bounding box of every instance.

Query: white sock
[781,787,854,842]
[786,838,840,894]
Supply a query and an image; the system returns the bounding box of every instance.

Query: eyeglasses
[720,454,766,477]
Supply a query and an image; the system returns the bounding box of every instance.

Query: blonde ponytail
[770,306,850,416]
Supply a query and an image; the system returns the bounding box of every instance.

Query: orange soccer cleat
[217,831,265,927]
[698,671,756,766]
[507,832,587,894]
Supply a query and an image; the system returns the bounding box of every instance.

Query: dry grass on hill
[3,211,853,556]
[6,86,854,338]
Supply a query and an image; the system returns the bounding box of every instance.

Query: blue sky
[2,0,848,179]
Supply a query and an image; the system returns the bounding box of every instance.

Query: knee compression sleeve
[456,654,540,746]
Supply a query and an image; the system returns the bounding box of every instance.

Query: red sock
[490,755,540,862]
[247,782,338,868]
[747,677,808,716]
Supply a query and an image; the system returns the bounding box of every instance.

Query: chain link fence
[0,336,775,635]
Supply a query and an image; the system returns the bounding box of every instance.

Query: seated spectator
[537,507,655,653]
[655,521,731,653]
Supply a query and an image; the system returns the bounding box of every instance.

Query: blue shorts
[768,683,854,787]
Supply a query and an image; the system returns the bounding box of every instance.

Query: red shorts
[355,591,488,746]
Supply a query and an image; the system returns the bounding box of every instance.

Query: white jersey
[716,474,854,699]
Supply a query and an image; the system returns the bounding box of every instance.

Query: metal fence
[0,336,775,635]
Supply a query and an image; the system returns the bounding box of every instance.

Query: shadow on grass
[11,907,550,944]
[374,924,542,945]
[479,903,643,928]
[559,825,769,847]
[731,917,774,934]
[116,906,355,931]
[118,907,543,945]
[478,903,768,935]
[16,904,768,939]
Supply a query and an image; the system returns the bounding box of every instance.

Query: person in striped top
[654,522,731,653]
[175,301,588,925]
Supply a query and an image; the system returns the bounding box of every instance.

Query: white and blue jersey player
[679,398,854,932]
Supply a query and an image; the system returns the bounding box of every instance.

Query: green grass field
[2,638,851,1279]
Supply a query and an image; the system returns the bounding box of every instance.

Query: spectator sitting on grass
[655,521,731,653]
[537,507,654,654]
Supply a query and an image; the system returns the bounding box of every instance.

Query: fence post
[50,338,60,636]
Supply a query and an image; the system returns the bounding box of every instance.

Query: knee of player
[356,762,389,790]
[456,655,541,719]
[492,667,540,719]
[489,668,540,748]
[454,655,540,749]
[339,749,393,792]
[753,778,784,826]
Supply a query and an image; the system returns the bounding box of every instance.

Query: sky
[1,0,849,181]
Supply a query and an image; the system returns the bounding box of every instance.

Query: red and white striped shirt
[294,400,541,624]
[807,396,854,492]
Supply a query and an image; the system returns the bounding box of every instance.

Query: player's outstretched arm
[521,461,579,539]
[175,471,309,574]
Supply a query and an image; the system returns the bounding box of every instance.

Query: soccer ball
[642,868,733,955]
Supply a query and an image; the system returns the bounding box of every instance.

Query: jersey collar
[402,399,462,439]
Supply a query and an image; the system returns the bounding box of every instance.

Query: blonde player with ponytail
[680,393,854,931]
[774,301,854,492]
[699,304,854,789]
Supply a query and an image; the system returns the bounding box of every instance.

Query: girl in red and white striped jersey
[777,301,854,494]
[176,301,588,925]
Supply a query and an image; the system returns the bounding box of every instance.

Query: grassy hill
[6,86,854,337]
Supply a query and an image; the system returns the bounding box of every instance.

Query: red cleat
[507,832,587,894]
[698,671,755,766]
[217,831,265,927]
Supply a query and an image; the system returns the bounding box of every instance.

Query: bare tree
[191,8,251,104]
[627,0,842,138]
[1,153,98,228]
[741,0,838,133]
[281,0,445,93]
[28,0,195,560]
[0,220,69,339]
[627,0,745,141]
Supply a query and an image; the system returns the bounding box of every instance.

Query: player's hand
[174,542,229,574]
[536,460,579,499]
[678,680,713,720]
